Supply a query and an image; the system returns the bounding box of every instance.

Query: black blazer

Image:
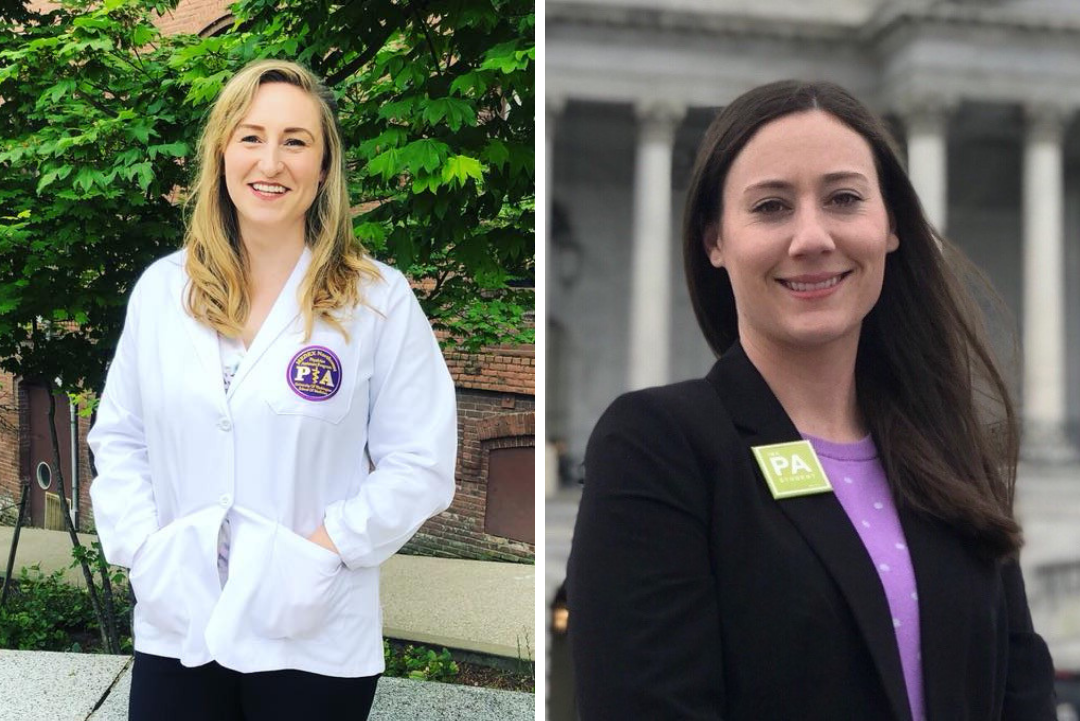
[567,343,1055,720]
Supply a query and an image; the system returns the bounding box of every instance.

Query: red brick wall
[74,411,94,532]
[444,345,534,395]
[29,0,231,36]
[403,389,535,562]
[0,373,21,525]
[151,0,232,37]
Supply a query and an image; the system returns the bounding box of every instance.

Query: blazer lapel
[225,246,311,400]
[706,342,913,721]
[899,507,967,720]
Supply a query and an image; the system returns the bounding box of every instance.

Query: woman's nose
[789,205,836,256]
[258,146,283,176]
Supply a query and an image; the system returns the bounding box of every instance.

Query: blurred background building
[546,0,1080,716]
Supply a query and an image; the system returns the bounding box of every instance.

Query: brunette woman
[568,80,1056,720]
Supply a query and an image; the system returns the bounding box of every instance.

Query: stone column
[628,100,686,390]
[902,100,951,233]
[546,97,566,497]
[1022,103,1077,461]
[545,97,566,317]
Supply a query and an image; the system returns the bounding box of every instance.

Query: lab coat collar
[225,246,311,400]
[172,246,312,403]
[706,341,914,721]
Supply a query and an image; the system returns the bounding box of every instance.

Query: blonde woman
[88,59,457,720]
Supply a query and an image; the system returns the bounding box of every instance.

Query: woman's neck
[239,223,305,291]
[740,332,867,443]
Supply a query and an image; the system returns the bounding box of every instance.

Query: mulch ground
[451,661,535,693]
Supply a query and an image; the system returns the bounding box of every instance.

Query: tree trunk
[45,391,119,653]
[0,481,30,609]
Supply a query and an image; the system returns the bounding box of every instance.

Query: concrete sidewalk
[0,650,535,721]
[0,527,534,661]
[0,527,535,719]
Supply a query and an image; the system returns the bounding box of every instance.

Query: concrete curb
[0,651,534,721]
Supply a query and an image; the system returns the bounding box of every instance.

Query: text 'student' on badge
[751,440,833,500]
[287,346,342,401]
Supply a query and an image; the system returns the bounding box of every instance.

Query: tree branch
[322,10,406,86]
[407,1,442,74]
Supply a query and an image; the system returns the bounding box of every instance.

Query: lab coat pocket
[265,389,353,424]
[250,525,344,639]
[129,514,203,636]
[265,343,357,424]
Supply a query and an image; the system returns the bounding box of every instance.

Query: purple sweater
[803,433,926,721]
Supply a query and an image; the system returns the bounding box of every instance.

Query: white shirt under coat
[88,247,457,677]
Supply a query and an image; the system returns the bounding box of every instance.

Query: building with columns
[547,0,1080,476]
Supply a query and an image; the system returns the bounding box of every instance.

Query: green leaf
[367,148,402,182]
[400,138,448,174]
[422,97,477,131]
[36,169,61,193]
[73,166,98,194]
[46,79,76,103]
[131,25,154,46]
[441,155,484,188]
[128,123,151,144]
[449,71,489,97]
[355,221,388,245]
[482,139,510,169]
[411,172,442,194]
[148,141,189,159]
[378,97,419,122]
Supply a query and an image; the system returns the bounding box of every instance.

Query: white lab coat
[88,247,457,677]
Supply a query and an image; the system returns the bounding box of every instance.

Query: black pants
[129,652,379,721]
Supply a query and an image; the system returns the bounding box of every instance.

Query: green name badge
[752,440,833,499]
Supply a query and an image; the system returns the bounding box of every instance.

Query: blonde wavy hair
[183,59,380,341]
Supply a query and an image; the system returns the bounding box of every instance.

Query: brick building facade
[2,0,535,563]
[0,373,95,534]
[0,374,20,526]
[403,346,535,562]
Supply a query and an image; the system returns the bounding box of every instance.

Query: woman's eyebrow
[236,123,315,140]
[743,171,870,195]
[821,170,870,184]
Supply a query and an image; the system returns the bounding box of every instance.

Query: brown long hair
[684,80,1021,558]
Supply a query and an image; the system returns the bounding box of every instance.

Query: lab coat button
[219,494,231,507]
[218,418,232,431]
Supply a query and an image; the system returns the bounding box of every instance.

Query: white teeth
[252,183,287,194]
[783,275,843,292]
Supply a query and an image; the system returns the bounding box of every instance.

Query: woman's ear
[704,225,724,268]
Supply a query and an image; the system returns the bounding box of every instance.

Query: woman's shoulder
[127,249,186,306]
[143,248,185,279]
[356,257,413,307]
[591,377,733,463]
[585,378,732,505]
[601,378,725,430]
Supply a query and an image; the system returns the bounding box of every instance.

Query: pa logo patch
[286,346,342,401]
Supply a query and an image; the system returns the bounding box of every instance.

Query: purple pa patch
[286,346,342,401]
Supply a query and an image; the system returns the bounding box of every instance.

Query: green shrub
[383,641,460,683]
[0,564,132,653]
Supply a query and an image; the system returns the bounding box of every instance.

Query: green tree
[0,0,533,649]
[1,0,534,396]
[179,0,536,349]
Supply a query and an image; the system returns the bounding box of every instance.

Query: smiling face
[707,110,899,355]
[222,82,325,243]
